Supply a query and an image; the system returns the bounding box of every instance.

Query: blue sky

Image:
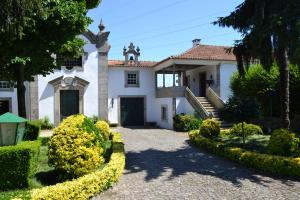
[87,0,244,61]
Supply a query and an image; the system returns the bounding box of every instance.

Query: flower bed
[189,130,300,176]
[30,132,125,200]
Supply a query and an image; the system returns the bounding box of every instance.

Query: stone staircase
[196,97,232,129]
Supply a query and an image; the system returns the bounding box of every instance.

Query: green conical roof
[0,113,28,123]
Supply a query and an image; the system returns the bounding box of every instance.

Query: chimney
[192,39,201,47]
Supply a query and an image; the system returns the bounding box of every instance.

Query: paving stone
[93,127,300,200]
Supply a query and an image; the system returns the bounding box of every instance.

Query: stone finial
[99,19,105,32]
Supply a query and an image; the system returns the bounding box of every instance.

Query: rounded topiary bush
[95,120,110,140]
[200,119,220,138]
[48,115,105,177]
[230,122,263,136]
[268,129,300,157]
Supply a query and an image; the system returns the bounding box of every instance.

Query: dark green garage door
[121,97,144,126]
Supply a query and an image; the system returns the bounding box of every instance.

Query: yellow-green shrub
[230,122,263,136]
[200,119,220,138]
[268,129,300,157]
[48,115,104,177]
[31,132,125,200]
[95,120,110,140]
[189,132,300,176]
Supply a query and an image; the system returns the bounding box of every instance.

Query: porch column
[163,72,165,88]
[172,64,176,87]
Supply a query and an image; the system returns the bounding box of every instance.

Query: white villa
[0,21,237,129]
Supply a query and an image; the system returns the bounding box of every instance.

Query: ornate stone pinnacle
[99,19,105,32]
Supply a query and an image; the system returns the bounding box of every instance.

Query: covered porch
[154,58,222,99]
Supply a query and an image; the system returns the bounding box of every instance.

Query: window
[125,71,140,87]
[161,105,168,122]
[0,81,12,91]
[56,54,83,70]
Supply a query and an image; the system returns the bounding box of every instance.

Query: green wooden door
[121,97,144,126]
[60,90,79,121]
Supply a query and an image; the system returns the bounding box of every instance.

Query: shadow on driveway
[124,140,300,187]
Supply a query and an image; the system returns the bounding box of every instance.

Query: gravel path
[94,127,300,200]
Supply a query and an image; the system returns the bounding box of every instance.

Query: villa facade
[0,21,237,129]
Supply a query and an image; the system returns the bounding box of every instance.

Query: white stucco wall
[154,97,195,130]
[220,63,237,102]
[108,67,156,124]
[186,65,217,96]
[38,36,99,123]
[0,89,18,115]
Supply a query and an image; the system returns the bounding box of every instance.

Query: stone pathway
[94,127,300,200]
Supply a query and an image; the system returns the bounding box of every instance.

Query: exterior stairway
[196,97,232,129]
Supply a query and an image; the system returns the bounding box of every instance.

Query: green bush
[0,141,41,191]
[200,119,220,138]
[268,129,300,156]
[39,116,54,130]
[173,114,202,132]
[31,132,125,200]
[189,132,300,177]
[23,121,41,141]
[230,123,263,137]
[48,115,105,178]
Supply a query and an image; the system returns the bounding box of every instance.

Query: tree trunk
[242,121,245,145]
[16,64,27,118]
[276,38,290,129]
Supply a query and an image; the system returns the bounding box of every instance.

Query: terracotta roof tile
[173,44,236,61]
[108,60,157,68]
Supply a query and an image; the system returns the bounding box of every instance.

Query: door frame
[199,72,207,97]
[118,95,147,126]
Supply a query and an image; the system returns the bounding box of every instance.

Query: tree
[0,0,101,117]
[214,0,300,129]
[220,96,260,144]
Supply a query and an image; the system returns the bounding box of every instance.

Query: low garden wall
[30,132,125,200]
[189,131,300,176]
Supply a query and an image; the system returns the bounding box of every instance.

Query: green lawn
[216,134,271,153]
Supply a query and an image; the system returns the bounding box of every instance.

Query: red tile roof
[173,44,236,61]
[108,60,157,68]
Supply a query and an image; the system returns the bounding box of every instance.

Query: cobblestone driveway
[95,127,300,200]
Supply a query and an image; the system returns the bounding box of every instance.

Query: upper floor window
[56,54,83,71]
[0,81,13,91]
[125,71,140,87]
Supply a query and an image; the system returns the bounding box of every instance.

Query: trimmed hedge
[23,121,41,141]
[48,115,105,178]
[200,119,220,138]
[31,132,125,200]
[173,114,202,132]
[0,141,41,191]
[189,131,300,176]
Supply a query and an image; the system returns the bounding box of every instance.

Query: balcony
[156,86,186,98]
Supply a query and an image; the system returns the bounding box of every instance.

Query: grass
[216,133,271,153]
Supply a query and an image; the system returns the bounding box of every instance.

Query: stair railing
[206,87,225,109]
[185,87,210,119]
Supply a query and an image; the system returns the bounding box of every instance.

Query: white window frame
[0,81,13,91]
[125,71,140,88]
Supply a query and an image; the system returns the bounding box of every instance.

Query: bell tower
[123,43,140,65]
